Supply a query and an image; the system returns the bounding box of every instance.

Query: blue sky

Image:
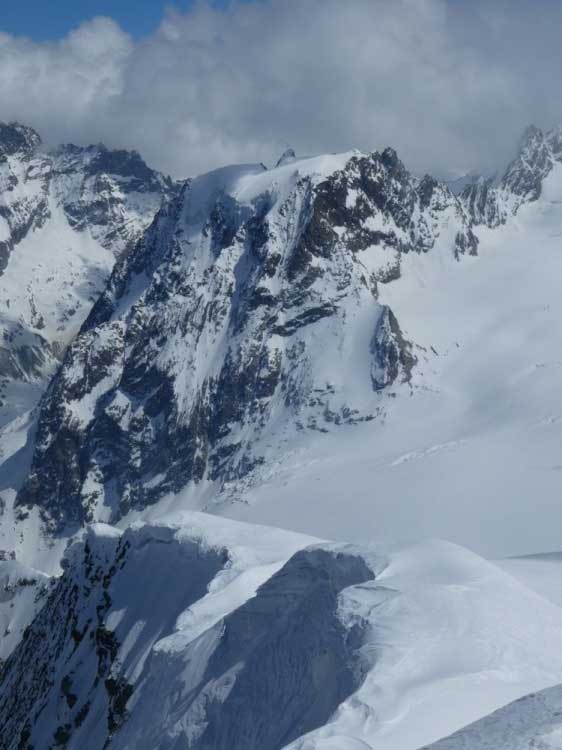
[0,0,231,39]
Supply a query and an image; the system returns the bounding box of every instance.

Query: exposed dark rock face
[371,306,416,391]
[0,122,41,160]
[16,149,476,530]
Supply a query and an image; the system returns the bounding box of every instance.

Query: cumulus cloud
[0,0,560,179]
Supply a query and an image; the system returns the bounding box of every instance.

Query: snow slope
[3,515,562,750]
[0,203,114,435]
[287,539,562,750]
[498,552,562,608]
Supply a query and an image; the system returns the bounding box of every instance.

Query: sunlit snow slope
[287,539,562,750]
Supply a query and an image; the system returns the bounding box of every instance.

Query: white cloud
[0,0,560,179]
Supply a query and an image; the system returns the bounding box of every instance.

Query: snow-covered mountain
[13,147,477,533]
[0,121,176,433]
[461,123,562,227]
[3,122,562,750]
[0,121,178,674]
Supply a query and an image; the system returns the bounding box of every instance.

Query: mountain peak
[0,121,41,158]
[461,123,562,227]
[275,147,297,167]
[500,123,553,202]
[519,122,542,143]
[0,122,177,399]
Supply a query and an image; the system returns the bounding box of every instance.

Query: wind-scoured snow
[0,513,377,749]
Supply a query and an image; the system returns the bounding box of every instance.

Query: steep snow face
[0,121,176,420]
[287,540,562,750]
[15,147,477,531]
[0,515,378,750]
[461,124,562,227]
[3,517,562,750]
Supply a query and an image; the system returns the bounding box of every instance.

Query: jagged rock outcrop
[16,148,478,530]
[0,121,177,387]
[462,124,562,227]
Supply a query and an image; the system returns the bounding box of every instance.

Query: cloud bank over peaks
[0,0,560,179]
